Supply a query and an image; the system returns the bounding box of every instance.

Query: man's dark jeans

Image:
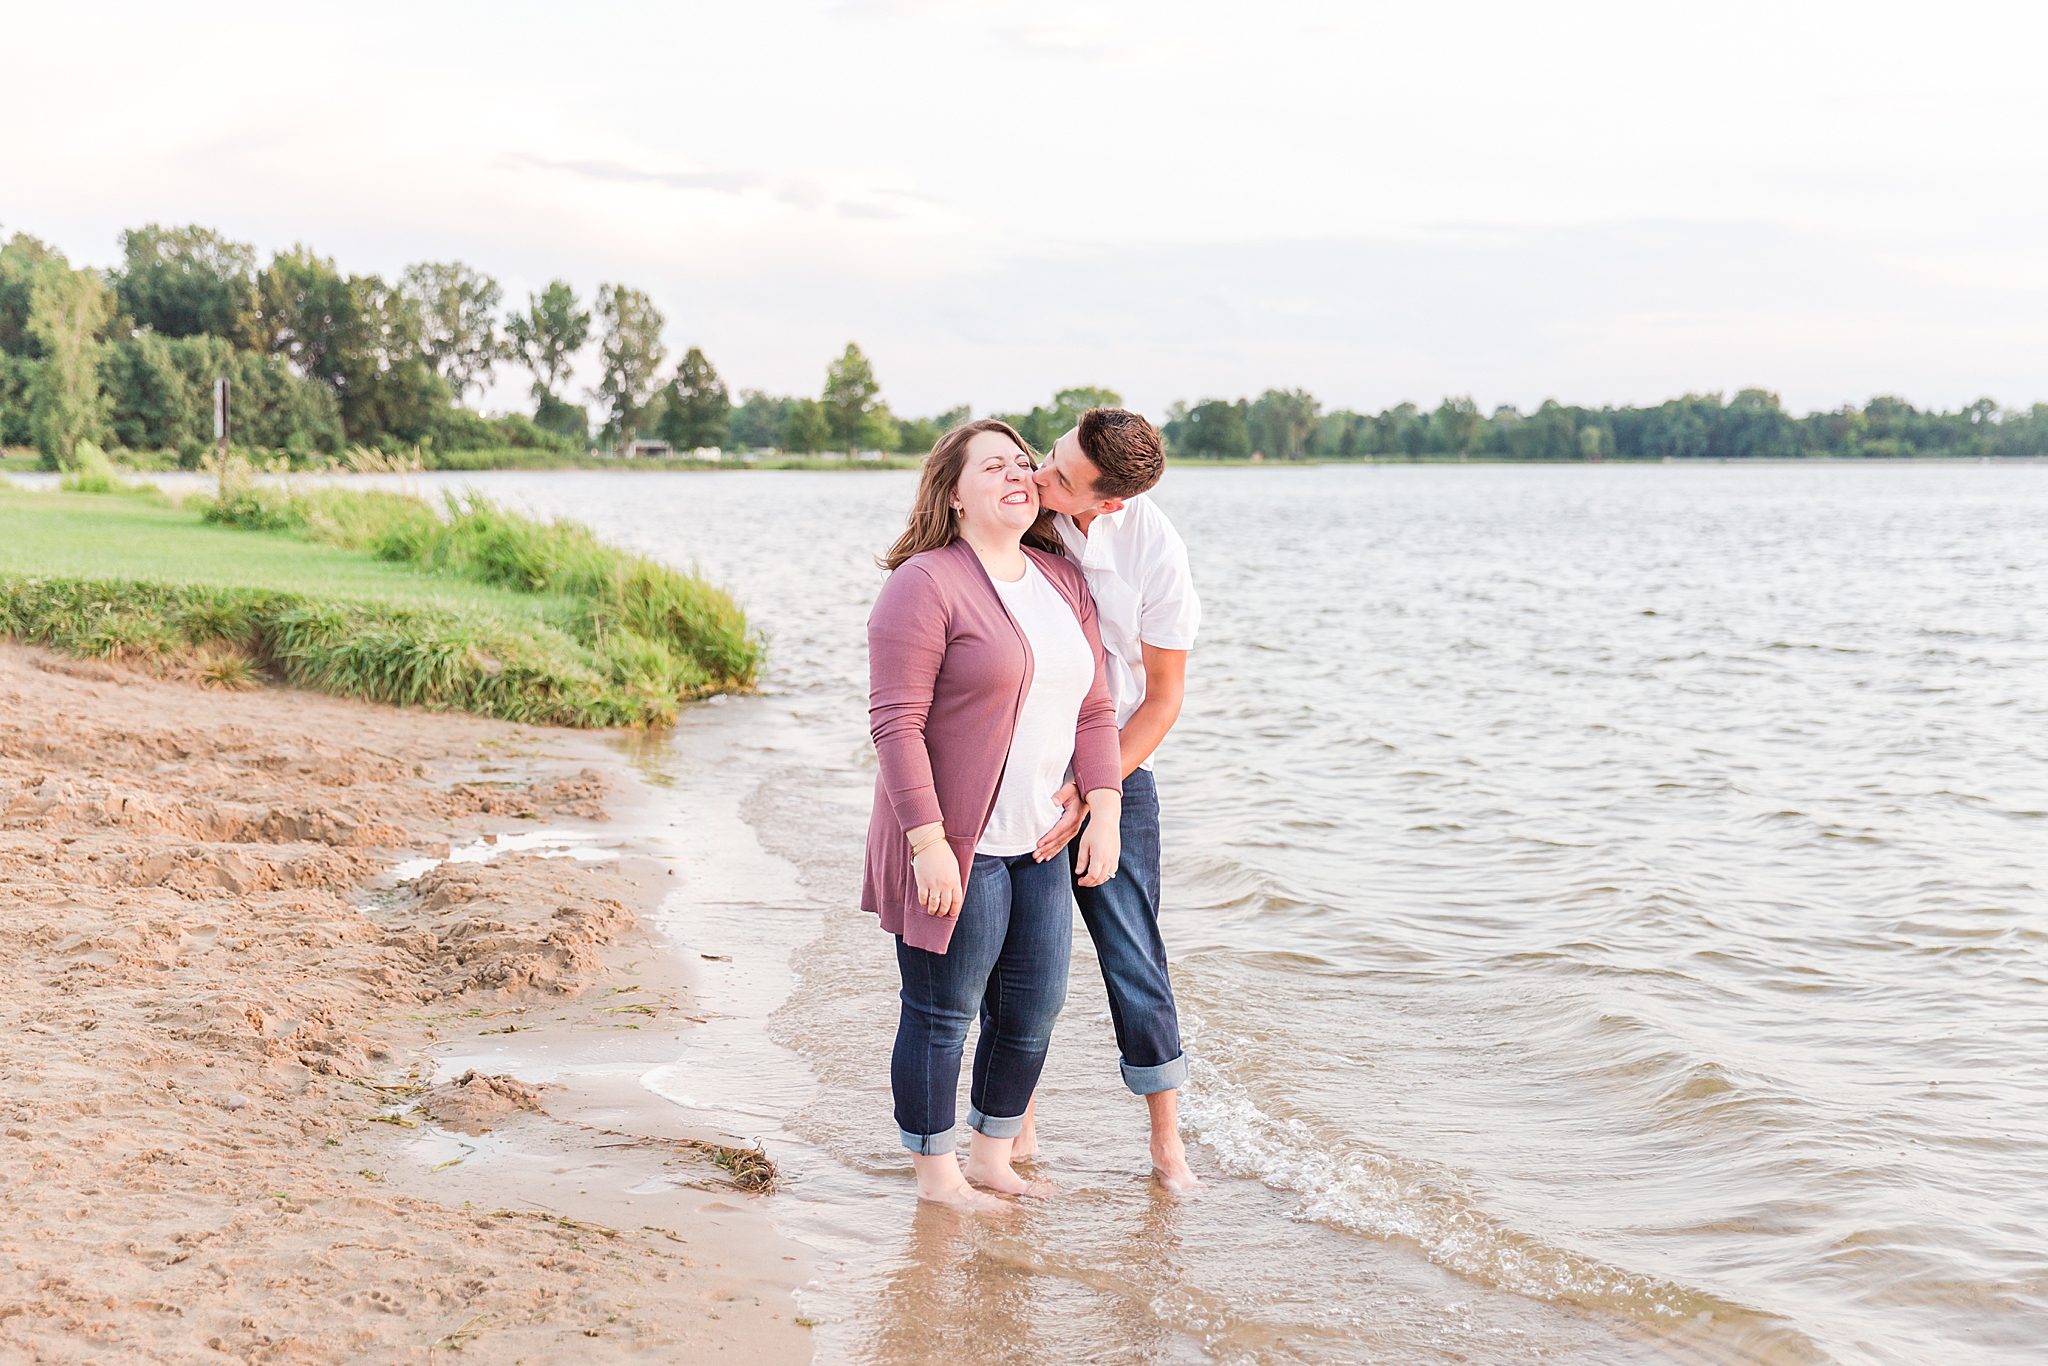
[1069,767,1188,1094]
[892,850,1072,1154]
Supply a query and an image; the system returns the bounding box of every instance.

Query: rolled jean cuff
[967,1104,1027,1140]
[1120,1051,1189,1096]
[899,1124,958,1155]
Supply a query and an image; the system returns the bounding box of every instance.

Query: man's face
[1033,430,1112,516]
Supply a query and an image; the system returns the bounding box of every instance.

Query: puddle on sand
[387,827,623,883]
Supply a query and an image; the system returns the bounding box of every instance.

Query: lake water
[428,464,2044,1364]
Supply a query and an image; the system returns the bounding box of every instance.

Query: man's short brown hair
[1076,408,1165,500]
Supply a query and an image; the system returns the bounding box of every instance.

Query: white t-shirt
[1054,493,1201,769]
[976,560,1096,857]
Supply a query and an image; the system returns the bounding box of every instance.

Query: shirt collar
[1058,501,1130,542]
[1091,501,1131,532]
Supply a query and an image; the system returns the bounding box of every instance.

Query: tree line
[8,221,2043,471]
[1163,389,2048,461]
[0,223,971,468]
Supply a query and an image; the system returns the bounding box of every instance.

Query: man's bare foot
[1151,1151,1203,1195]
[913,1151,1013,1212]
[1147,1089,1204,1194]
[964,1131,1060,1198]
[1011,1095,1039,1162]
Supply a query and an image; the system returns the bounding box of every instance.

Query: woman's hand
[907,822,964,917]
[1071,789,1122,888]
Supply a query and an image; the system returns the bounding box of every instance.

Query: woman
[863,419,1125,1212]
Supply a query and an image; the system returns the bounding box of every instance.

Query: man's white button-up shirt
[1054,493,1201,769]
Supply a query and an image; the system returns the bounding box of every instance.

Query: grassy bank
[0,485,758,727]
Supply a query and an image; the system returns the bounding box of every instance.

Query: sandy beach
[0,643,811,1364]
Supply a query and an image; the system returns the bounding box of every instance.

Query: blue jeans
[1069,768,1188,1094]
[892,851,1072,1154]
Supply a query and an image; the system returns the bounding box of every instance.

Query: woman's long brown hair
[880,418,1065,571]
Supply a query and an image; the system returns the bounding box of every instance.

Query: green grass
[0,486,759,728]
[0,492,578,616]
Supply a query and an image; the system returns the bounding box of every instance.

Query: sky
[8,0,2048,421]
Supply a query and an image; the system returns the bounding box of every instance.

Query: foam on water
[1182,1054,1734,1323]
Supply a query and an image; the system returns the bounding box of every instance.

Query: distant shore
[8,451,2044,485]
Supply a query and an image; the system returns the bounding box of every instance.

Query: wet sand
[0,644,812,1364]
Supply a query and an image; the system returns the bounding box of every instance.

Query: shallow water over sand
[428,463,2046,1365]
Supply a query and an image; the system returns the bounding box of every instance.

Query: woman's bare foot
[964,1131,1061,1197]
[913,1151,1013,1213]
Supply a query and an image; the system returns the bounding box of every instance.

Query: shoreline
[0,643,814,1363]
[6,453,2045,500]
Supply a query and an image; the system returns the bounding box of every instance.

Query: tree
[822,342,882,455]
[336,277,447,444]
[895,403,970,455]
[727,389,792,450]
[1433,396,1481,456]
[781,398,830,454]
[113,224,260,346]
[256,247,447,444]
[401,261,504,402]
[1249,388,1321,459]
[592,283,665,452]
[506,280,591,407]
[1173,399,1251,458]
[995,386,1123,450]
[257,246,364,391]
[1,232,64,358]
[101,332,343,459]
[1720,388,1797,458]
[1507,399,1579,459]
[27,261,114,467]
[506,280,592,443]
[655,347,731,451]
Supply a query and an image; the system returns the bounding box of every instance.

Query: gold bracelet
[909,832,947,858]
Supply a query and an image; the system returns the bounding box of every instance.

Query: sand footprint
[345,1290,407,1316]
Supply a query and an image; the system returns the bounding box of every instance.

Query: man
[1015,407,1202,1193]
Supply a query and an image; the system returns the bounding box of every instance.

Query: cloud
[507,153,763,196]
[838,200,908,221]
[505,153,936,225]
[775,181,827,212]
[1001,21,1132,61]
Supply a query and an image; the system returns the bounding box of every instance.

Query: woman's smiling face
[953,430,1039,538]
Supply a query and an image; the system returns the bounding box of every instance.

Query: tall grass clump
[186,481,759,718]
[370,494,759,689]
[0,576,662,727]
[58,443,167,502]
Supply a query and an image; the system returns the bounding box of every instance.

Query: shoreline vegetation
[6,224,2046,482]
[0,467,758,727]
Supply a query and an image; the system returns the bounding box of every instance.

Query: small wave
[1180,1058,1770,1335]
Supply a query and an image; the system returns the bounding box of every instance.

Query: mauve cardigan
[862,539,1121,954]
